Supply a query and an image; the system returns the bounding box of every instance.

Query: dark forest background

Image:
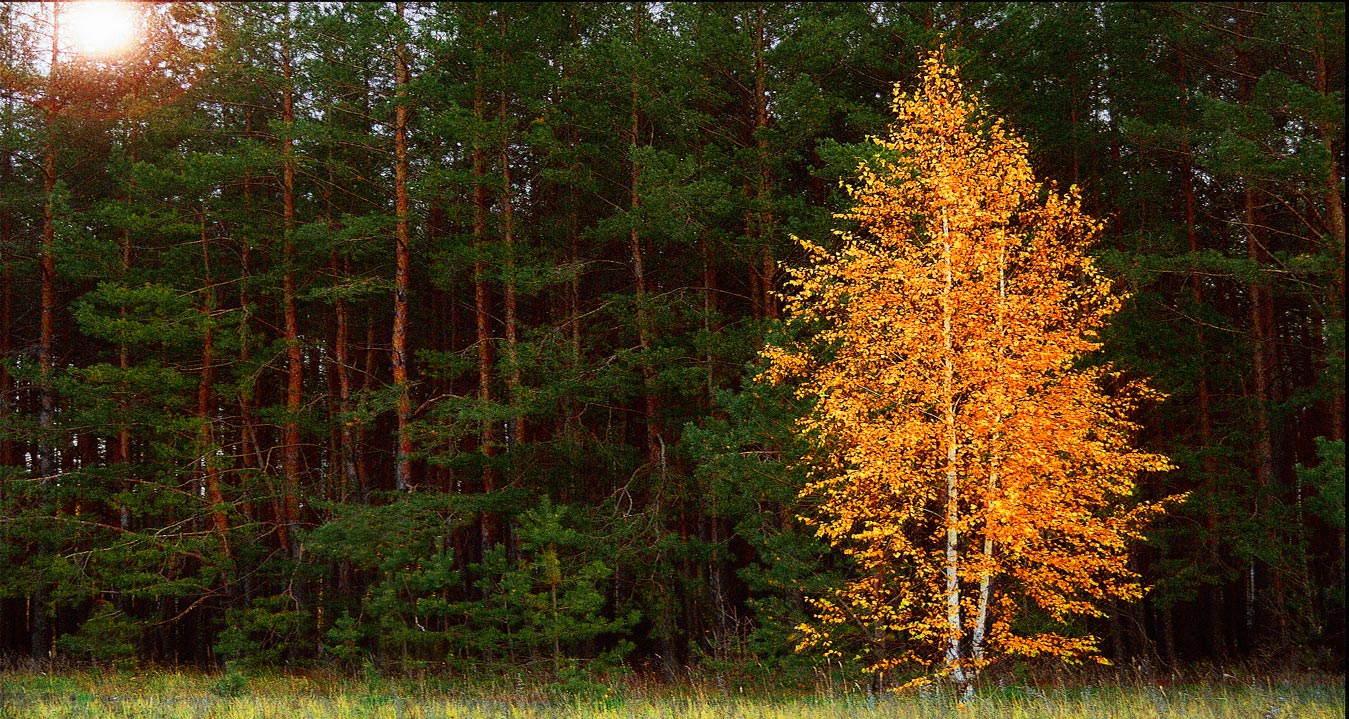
[0,2,1342,681]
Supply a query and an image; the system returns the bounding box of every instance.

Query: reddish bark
[751,5,776,320]
[1236,13,1281,641]
[1314,42,1345,442]
[392,1,414,490]
[280,22,302,558]
[38,8,57,483]
[0,116,13,469]
[472,27,500,547]
[197,210,230,558]
[332,252,359,497]
[1178,49,1224,654]
[630,5,660,471]
[500,89,523,446]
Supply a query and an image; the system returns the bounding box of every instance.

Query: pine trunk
[392,1,413,490]
[567,126,583,434]
[629,5,659,472]
[237,230,264,476]
[1239,28,1280,643]
[1179,50,1225,655]
[472,38,500,549]
[751,5,776,320]
[0,228,10,469]
[32,1,61,662]
[281,18,302,559]
[500,91,522,446]
[0,97,13,470]
[333,253,359,498]
[197,210,230,560]
[1314,48,1345,441]
[116,133,138,527]
[237,218,264,572]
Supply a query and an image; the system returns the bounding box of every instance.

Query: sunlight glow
[63,1,139,57]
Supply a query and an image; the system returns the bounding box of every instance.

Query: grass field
[0,670,1342,718]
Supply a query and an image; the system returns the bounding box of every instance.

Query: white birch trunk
[942,214,968,690]
[972,248,1007,665]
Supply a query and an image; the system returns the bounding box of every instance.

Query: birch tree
[766,51,1174,690]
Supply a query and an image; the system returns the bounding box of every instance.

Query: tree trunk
[332,252,359,498]
[32,0,62,663]
[197,209,230,560]
[629,4,660,472]
[750,4,776,320]
[471,29,500,549]
[703,237,717,407]
[237,225,264,477]
[115,128,140,529]
[38,0,58,479]
[1179,49,1225,656]
[0,85,14,470]
[280,14,302,559]
[358,318,375,491]
[567,125,583,437]
[0,220,10,469]
[1239,27,1279,644]
[1314,44,1345,441]
[237,193,265,559]
[972,248,1006,666]
[940,214,968,690]
[392,1,413,490]
[500,90,522,446]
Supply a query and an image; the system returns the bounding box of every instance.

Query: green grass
[0,670,1342,718]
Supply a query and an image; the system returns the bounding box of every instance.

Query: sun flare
[63,1,139,57]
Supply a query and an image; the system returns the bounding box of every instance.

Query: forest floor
[0,669,1342,718]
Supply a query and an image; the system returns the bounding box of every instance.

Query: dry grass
[0,669,1342,718]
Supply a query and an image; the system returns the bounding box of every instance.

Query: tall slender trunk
[629,4,659,472]
[32,0,62,663]
[1238,27,1278,644]
[236,191,266,531]
[0,216,11,470]
[1,84,15,470]
[114,129,140,532]
[197,209,230,560]
[234,168,261,594]
[0,8,16,654]
[358,318,375,492]
[1245,184,1282,640]
[332,253,358,497]
[972,247,1005,665]
[940,214,967,689]
[500,90,522,446]
[237,219,264,477]
[703,237,717,407]
[1311,22,1347,617]
[38,0,58,479]
[561,15,582,396]
[114,126,139,474]
[751,5,776,320]
[391,1,413,490]
[1176,49,1226,654]
[280,14,302,558]
[471,30,500,549]
[1314,46,1345,441]
[567,125,582,435]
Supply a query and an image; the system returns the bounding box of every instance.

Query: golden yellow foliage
[767,50,1175,687]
